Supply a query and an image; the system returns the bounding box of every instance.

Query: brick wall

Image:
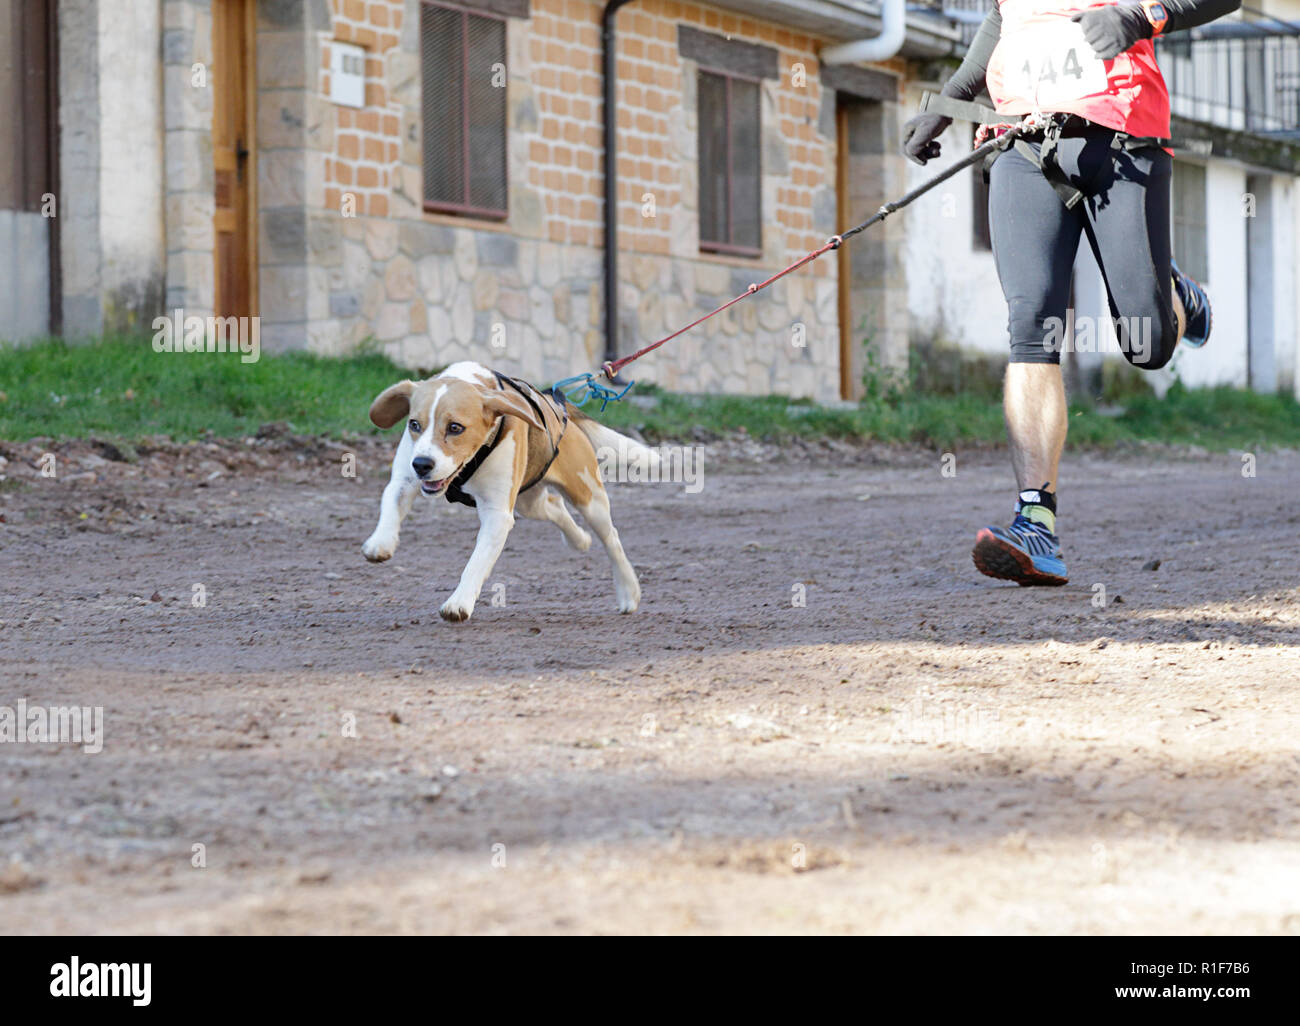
[323,0,404,219]
[528,0,604,248]
[525,0,837,272]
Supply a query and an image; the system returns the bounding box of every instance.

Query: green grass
[1078,381,1300,449]
[0,337,402,442]
[1,336,1298,452]
[594,387,1013,448]
[596,383,1300,451]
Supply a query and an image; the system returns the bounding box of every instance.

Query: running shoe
[1172,259,1212,348]
[972,502,1068,587]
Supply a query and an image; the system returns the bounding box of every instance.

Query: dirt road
[1,434,1298,934]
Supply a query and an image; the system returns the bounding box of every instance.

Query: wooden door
[212,0,257,317]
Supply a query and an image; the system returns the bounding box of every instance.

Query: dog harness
[920,93,1171,210]
[444,371,569,508]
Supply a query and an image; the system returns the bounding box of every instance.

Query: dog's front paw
[616,579,641,614]
[439,597,474,623]
[362,533,395,562]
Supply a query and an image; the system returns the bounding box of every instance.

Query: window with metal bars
[1172,161,1208,283]
[422,1,508,219]
[698,69,761,257]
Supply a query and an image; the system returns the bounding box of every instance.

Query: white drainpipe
[820,0,908,64]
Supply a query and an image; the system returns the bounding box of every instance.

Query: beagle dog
[362,361,653,622]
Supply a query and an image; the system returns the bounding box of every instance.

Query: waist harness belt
[444,371,569,508]
[919,92,1182,210]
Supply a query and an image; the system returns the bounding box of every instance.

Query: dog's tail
[569,408,661,475]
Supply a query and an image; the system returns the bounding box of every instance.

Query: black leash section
[838,119,1034,245]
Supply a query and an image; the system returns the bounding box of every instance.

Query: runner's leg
[989,142,1085,494]
[973,141,1084,585]
[1075,144,1181,369]
[1005,366,1068,495]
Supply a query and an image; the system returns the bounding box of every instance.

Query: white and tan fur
[362,361,655,622]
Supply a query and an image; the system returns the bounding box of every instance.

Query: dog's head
[369,367,545,497]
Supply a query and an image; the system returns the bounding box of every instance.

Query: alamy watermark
[50,958,150,1006]
[1042,312,1152,363]
[151,308,261,364]
[595,440,705,494]
[890,688,1001,754]
[0,700,103,754]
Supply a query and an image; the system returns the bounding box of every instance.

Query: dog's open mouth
[420,477,451,496]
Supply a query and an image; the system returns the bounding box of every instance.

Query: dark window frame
[421,0,509,222]
[697,65,762,259]
[678,25,778,81]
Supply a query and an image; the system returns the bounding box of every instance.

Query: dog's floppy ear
[481,387,546,432]
[369,380,417,428]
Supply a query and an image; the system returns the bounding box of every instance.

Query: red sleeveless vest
[986,0,1171,139]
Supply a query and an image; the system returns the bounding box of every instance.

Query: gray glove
[901,113,952,166]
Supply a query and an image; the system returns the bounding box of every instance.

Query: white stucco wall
[1172,160,1249,388]
[1260,0,1300,399]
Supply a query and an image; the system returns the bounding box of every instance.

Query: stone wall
[163,0,215,315]
[298,0,877,399]
[57,0,102,337]
[256,0,338,354]
[97,0,167,332]
[57,0,167,337]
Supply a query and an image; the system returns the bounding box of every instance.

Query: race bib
[997,19,1108,108]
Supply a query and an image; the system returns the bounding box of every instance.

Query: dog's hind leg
[363,431,419,563]
[562,470,640,614]
[515,487,592,552]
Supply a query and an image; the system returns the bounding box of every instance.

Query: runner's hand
[1071,6,1153,61]
[901,113,952,166]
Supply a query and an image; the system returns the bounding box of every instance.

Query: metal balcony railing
[911,0,991,44]
[1157,25,1300,135]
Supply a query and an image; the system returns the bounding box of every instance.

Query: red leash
[601,235,843,380]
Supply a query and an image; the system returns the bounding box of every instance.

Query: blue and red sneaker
[1172,260,1212,348]
[972,487,1068,587]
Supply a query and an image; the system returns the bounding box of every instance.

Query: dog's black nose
[411,456,434,479]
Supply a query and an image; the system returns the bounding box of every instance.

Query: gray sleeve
[1162,0,1242,34]
[941,6,1001,101]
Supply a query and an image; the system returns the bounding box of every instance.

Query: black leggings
[988,126,1178,370]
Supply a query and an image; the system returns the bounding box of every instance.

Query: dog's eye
[447,422,464,436]
[408,419,421,434]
